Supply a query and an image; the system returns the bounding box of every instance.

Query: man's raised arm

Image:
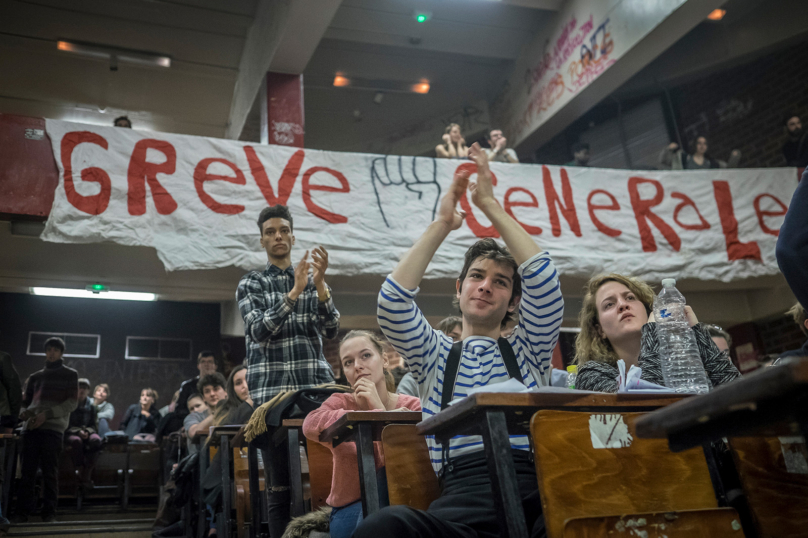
[390,169,470,290]
[467,143,541,264]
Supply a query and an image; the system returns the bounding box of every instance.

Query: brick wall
[754,314,805,356]
[670,40,808,168]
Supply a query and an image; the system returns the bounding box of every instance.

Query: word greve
[43,120,794,280]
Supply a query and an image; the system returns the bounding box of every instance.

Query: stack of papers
[617,360,675,394]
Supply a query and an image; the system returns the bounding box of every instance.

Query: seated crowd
[2,142,805,538]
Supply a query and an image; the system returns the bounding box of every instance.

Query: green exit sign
[86,284,109,293]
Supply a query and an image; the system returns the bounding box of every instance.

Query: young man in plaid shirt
[237,204,340,537]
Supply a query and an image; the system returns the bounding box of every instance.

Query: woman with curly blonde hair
[574,274,739,392]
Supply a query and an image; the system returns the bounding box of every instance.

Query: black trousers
[18,429,63,516]
[261,439,291,538]
[352,449,545,538]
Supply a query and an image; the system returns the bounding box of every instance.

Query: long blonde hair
[574,274,655,367]
[340,330,395,392]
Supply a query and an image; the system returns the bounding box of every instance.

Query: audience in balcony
[113,116,132,128]
[65,378,102,491]
[90,383,114,436]
[120,388,161,441]
[485,129,519,164]
[436,123,469,159]
[566,142,590,167]
[659,137,741,170]
[782,113,808,167]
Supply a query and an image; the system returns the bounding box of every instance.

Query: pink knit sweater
[302,392,421,507]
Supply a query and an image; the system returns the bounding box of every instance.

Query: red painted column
[261,72,305,147]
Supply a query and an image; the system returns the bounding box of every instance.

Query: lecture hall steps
[6,504,156,537]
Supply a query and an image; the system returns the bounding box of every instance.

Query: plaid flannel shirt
[237,263,340,405]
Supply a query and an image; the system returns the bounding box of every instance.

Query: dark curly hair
[257,205,293,234]
[453,238,521,327]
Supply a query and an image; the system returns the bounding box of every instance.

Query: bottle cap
[566,365,578,373]
[661,278,676,288]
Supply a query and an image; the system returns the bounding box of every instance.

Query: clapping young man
[236,205,339,537]
[357,144,563,538]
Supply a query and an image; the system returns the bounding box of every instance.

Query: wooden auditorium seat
[530,410,745,538]
[89,442,128,504]
[563,509,744,537]
[381,424,440,511]
[305,437,334,511]
[728,436,808,537]
[124,442,161,508]
[234,446,264,538]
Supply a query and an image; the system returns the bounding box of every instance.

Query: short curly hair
[574,273,655,367]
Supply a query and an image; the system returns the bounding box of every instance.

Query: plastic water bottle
[566,365,577,389]
[653,278,711,394]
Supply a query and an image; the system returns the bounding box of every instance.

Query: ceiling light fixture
[331,75,430,95]
[56,40,171,68]
[31,287,157,302]
[333,75,351,87]
[411,81,430,94]
[707,9,726,21]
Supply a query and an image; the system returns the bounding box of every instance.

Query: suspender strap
[440,337,523,411]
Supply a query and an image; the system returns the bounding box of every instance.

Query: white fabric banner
[42,120,796,281]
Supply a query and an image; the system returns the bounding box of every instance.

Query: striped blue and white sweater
[377,251,564,474]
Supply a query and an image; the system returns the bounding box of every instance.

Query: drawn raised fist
[371,155,441,230]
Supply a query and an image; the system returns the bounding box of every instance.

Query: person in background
[210,365,253,426]
[186,373,227,442]
[706,325,732,355]
[574,274,741,392]
[0,350,21,530]
[658,136,741,170]
[485,129,519,164]
[177,352,219,418]
[237,204,339,538]
[782,113,808,167]
[16,337,78,523]
[90,383,114,436]
[0,350,21,434]
[159,390,180,417]
[65,378,102,491]
[566,141,590,167]
[436,123,469,159]
[303,331,421,538]
[201,366,256,537]
[776,169,808,308]
[182,394,208,455]
[779,303,808,360]
[120,388,160,441]
[114,116,132,128]
[396,316,462,398]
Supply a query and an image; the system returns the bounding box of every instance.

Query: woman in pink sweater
[303,330,421,538]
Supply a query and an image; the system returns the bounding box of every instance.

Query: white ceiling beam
[499,0,562,10]
[270,0,343,74]
[226,0,343,139]
[225,0,293,140]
